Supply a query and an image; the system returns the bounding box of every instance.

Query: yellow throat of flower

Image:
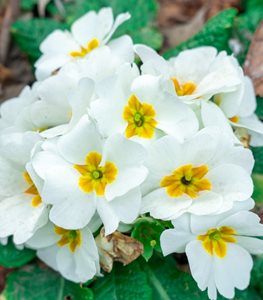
[123,95,158,139]
[229,115,240,124]
[23,171,42,207]
[171,77,197,96]
[70,38,100,58]
[160,164,211,198]
[197,226,237,258]
[74,152,118,196]
[54,226,81,252]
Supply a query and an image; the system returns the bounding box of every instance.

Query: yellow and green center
[123,95,158,139]
[54,226,81,252]
[197,226,237,258]
[23,172,42,207]
[171,77,197,96]
[74,152,118,196]
[70,38,100,58]
[160,164,211,198]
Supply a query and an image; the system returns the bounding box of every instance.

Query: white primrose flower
[90,71,199,145]
[0,73,95,139]
[35,7,131,80]
[32,115,148,235]
[0,237,8,246]
[202,76,263,147]
[142,127,254,220]
[134,45,242,102]
[58,40,135,84]
[160,205,263,300]
[26,221,100,283]
[0,132,49,244]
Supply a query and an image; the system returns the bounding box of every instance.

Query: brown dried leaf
[204,0,240,20]
[0,64,13,83]
[158,0,204,27]
[95,228,143,273]
[244,21,263,97]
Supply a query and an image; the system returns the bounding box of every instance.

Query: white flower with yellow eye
[0,132,49,244]
[0,74,95,139]
[26,221,100,283]
[90,71,199,144]
[135,45,242,102]
[32,115,148,235]
[160,204,263,300]
[141,127,254,220]
[202,76,263,147]
[35,7,130,80]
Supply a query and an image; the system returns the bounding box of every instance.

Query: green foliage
[131,217,166,261]
[234,0,263,64]
[20,0,38,11]
[163,9,237,59]
[3,264,93,300]
[48,0,163,50]
[251,255,263,297]
[92,260,152,300]
[252,174,263,203]
[255,97,263,120]
[0,240,36,268]
[252,147,263,174]
[11,19,68,63]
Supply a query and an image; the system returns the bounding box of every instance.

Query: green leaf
[252,147,263,174]
[163,9,237,59]
[141,255,208,299]
[131,218,166,261]
[20,0,38,11]
[255,97,263,120]
[92,260,152,300]
[48,0,163,50]
[251,255,263,297]
[143,255,261,300]
[3,264,93,300]
[0,240,36,268]
[233,0,263,64]
[252,174,263,203]
[11,18,69,63]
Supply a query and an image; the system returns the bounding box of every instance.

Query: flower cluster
[0,7,263,300]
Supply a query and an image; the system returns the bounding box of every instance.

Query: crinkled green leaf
[252,174,263,203]
[131,218,166,261]
[92,260,152,300]
[163,9,237,59]
[141,255,208,299]
[48,0,163,50]
[20,0,38,11]
[252,147,263,174]
[3,264,93,300]
[255,97,263,120]
[0,240,36,268]
[11,18,69,63]
[233,0,263,64]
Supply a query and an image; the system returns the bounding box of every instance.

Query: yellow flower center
[229,115,240,123]
[74,152,118,196]
[23,172,42,207]
[171,77,197,96]
[123,95,158,139]
[160,164,211,198]
[70,38,100,58]
[54,226,81,252]
[197,226,237,258]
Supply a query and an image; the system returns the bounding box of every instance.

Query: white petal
[237,236,263,255]
[214,244,252,298]
[156,95,199,141]
[160,228,194,255]
[108,35,134,63]
[96,197,120,235]
[58,115,102,164]
[208,164,253,203]
[142,188,192,220]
